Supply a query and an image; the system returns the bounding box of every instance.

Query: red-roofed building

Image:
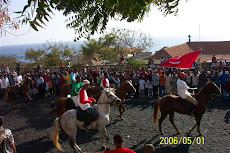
[148,41,230,64]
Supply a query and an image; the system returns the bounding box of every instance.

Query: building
[147,41,230,64]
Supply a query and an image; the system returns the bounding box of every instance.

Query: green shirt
[70,82,83,97]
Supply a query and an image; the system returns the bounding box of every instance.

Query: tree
[79,28,153,64]
[18,0,182,39]
[25,48,45,64]
[0,0,19,36]
[24,42,75,66]
[0,54,18,68]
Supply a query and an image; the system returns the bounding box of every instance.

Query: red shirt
[59,77,64,86]
[102,147,136,153]
[79,88,95,104]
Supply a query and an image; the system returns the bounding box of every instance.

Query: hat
[179,72,187,77]
[82,79,90,85]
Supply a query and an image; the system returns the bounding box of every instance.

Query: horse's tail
[51,118,63,152]
[153,98,162,124]
[4,86,10,102]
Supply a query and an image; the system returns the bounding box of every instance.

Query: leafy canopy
[18,0,182,39]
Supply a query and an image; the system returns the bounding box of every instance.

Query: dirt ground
[0,95,229,153]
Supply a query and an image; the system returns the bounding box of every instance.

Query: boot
[83,115,94,129]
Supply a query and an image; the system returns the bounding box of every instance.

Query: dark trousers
[84,107,98,128]
[38,84,44,98]
[153,85,159,97]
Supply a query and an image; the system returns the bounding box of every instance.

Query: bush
[130,60,146,69]
[72,61,87,68]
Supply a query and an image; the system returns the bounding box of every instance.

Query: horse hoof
[160,131,165,135]
[198,132,203,136]
[101,145,106,150]
[120,116,124,120]
[176,131,181,135]
[105,148,110,151]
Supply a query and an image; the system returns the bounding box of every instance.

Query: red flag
[160,51,201,69]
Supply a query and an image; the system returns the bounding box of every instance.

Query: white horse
[51,88,121,153]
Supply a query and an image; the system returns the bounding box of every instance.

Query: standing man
[16,61,20,73]
[159,72,166,98]
[165,71,172,95]
[100,72,110,88]
[37,74,44,98]
[171,72,178,95]
[70,69,77,87]
[152,70,159,98]
[0,116,17,153]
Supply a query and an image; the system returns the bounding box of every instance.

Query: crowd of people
[1,61,230,100]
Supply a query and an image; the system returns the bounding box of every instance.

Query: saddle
[76,107,99,122]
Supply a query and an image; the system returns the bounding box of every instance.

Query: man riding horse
[177,72,198,115]
[77,79,98,130]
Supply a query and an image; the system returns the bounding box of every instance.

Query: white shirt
[192,75,199,87]
[139,79,145,90]
[177,79,190,99]
[37,77,44,87]
[165,75,172,86]
[17,75,23,83]
[1,77,10,89]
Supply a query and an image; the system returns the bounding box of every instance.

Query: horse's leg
[195,114,203,135]
[159,113,168,134]
[169,112,180,134]
[188,123,197,134]
[99,127,109,150]
[118,103,125,120]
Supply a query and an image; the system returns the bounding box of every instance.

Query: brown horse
[61,83,71,97]
[153,82,220,135]
[4,77,34,109]
[116,80,136,120]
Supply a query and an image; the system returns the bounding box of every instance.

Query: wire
[2,26,31,36]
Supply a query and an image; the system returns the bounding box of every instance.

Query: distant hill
[0,41,83,62]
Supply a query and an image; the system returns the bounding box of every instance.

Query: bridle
[97,89,118,105]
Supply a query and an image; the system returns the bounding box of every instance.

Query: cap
[179,72,187,77]
[82,79,90,85]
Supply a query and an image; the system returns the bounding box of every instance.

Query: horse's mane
[195,82,211,96]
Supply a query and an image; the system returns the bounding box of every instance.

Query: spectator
[139,76,145,99]
[144,77,149,98]
[159,72,166,97]
[37,74,44,98]
[198,70,207,90]
[144,144,155,153]
[171,72,178,95]
[147,78,153,98]
[0,116,17,153]
[220,69,228,93]
[165,71,172,94]
[152,70,159,98]
[102,134,135,153]
[192,71,199,88]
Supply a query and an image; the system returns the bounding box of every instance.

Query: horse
[4,77,34,109]
[61,83,71,97]
[116,80,136,120]
[51,86,104,117]
[153,82,221,135]
[51,88,121,152]
[51,81,135,119]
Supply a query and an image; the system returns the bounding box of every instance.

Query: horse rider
[177,72,198,115]
[100,72,110,88]
[77,79,97,129]
[70,76,82,97]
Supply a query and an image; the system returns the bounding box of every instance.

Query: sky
[1,0,230,52]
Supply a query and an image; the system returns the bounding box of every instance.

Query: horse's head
[103,88,121,105]
[124,80,136,93]
[205,82,221,95]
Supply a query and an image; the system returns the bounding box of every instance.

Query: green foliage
[72,61,87,68]
[24,42,75,66]
[18,0,182,39]
[0,55,18,67]
[130,59,146,69]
